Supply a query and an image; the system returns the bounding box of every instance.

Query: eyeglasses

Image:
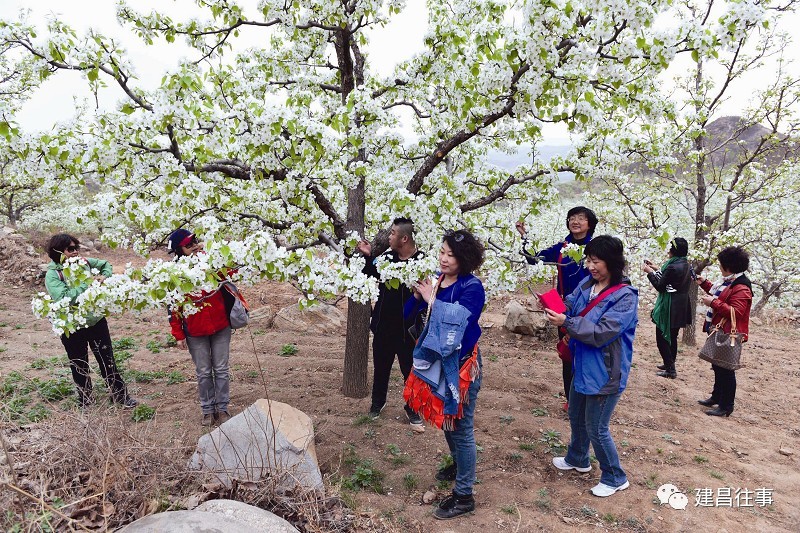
[568,215,588,222]
[444,230,465,242]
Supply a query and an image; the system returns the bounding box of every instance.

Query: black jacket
[647,257,693,328]
[362,250,423,337]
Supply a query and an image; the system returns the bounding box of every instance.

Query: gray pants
[186,327,231,414]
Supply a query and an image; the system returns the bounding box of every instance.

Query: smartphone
[689,267,697,281]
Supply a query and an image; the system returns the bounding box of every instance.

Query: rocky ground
[1,243,798,532]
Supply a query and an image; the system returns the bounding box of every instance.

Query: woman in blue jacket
[404,229,486,520]
[516,206,598,407]
[544,235,638,498]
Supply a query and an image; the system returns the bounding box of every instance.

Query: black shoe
[406,410,425,433]
[706,406,733,417]
[118,396,138,409]
[697,397,717,407]
[435,462,458,482]
[656,370,677,379]
[657,364,667,371]
[433,492,475,520]
[368,403,386,420]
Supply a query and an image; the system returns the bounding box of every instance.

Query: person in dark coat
[643,237,693,378]
[696,246,752,417]
[357,217,425,431]
[516,206,598,409]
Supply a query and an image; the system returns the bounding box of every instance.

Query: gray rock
[504,300,548,335]
[120,500,298,532]
[189,400,323,492]
[273,303,344,334]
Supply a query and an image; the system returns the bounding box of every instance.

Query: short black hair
[46,233,80,263]
[566,206,599,234]
[717,246,749,273]
[583,235,626,285]
[392,217,415,241]
[670,237,689,258]
[443,229,485,275]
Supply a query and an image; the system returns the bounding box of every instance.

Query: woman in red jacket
[696,246,752,417]
[168,229,232,426]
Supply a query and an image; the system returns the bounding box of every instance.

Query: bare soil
[1,247,799,532]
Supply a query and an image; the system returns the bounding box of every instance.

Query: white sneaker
[590,480,630,497]
[552,457,591,473]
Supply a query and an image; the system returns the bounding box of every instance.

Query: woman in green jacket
[44,233,136,409]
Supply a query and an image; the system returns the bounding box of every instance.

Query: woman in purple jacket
[516,206,598,407]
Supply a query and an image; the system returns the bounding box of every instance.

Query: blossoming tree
[586,0,799,341]
[3,0,772,395]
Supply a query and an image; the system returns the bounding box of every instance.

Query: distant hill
[702,115,797,168]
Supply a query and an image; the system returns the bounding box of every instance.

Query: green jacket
[45,258,113,329]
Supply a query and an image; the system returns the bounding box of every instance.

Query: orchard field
[3,0,800,530]
[1,247,798,532]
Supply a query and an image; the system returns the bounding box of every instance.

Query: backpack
[221,281,250,329]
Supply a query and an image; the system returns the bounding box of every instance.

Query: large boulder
[189,400,323,492]
[120,499,299,532]
[273,303,344,334]
[504,299,548,335]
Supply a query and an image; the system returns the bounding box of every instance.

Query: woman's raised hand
[515,221,527,237]
[413,278,434,303]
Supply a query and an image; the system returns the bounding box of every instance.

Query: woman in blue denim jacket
[544,235,639,498]
[404,229,485,520]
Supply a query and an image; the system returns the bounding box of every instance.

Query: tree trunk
[752,282,779,317]
[342,147,370,398]
[342,301,372,398]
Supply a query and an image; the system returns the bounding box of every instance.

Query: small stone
[422,490,436,504]
[779,447,794,456]
[673,440,680,445]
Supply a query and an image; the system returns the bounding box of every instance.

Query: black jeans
[60,319,128,405]
[655,327,681,372]
[558,327,573,401]
[710,364,736,411]
[371,328,414,412]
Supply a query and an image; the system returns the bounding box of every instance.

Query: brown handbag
[698,307,744,370]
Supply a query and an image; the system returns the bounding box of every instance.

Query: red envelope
[537,289,567,314]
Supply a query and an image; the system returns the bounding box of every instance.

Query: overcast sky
[8,0,799,145]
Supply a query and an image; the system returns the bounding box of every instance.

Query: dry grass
[0,405,354,532]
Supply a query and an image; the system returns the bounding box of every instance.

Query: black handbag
[407,308,426,343]
[698,307,744,370]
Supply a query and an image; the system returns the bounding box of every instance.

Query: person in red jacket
[696,246,752,417]
[167,229,232,426]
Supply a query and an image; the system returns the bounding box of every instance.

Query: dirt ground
[1,247,799,532]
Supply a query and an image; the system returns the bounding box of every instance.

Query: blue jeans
[444,371,481,496]
[186,327,231,414]
[565,382,627,487]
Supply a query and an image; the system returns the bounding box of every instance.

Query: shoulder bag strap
[577,284,626,318]
[423,275,444,325]
[729,306,737,334]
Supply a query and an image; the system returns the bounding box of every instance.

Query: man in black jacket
[357,217,425,432]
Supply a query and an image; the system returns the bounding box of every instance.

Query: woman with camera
[642,238,693,379]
